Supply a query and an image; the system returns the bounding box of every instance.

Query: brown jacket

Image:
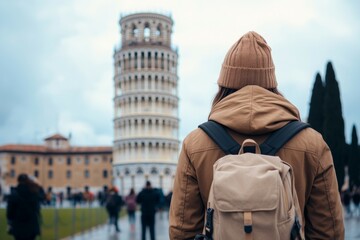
[169,85,344,239]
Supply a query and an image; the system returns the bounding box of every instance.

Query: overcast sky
[0,0,359,146]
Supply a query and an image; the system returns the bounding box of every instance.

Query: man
[137,181,160,240]
[105,187,123,232]
[169,31,344,239]
[7,174,43,240]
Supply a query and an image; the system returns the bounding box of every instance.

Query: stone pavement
[344,215,360,239]
[65,211,169,240]
[67,210,360,240]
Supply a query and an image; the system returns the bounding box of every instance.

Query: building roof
[0,144,112,154]
[44,134,68,141]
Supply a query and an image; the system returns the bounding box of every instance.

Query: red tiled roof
[44,134,68,141]
[0,144,112,154]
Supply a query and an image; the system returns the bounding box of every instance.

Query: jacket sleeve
[136,192,142,204]
[169,141,205,240]
[304,144,345,239]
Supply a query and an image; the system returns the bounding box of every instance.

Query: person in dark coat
[342,189,352,217]
[137,181,160,240]
[165,190,173,210]
[105,187,124,232]
[352,186,360,217]
[6,173,43,240]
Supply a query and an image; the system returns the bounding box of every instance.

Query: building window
[164,168,171,176]
[34,157,39,165]
[102,156,107,162]
[85,156,89,165]
[48,158,53,166]
[156,25,161,36]
[67,157,71,165]
[11,156,16,165]
[124,168,130,176]
[66,170,71,179]
[151,167,158,175]
[84,170,89,178]
[144,23,150,41]
[48,170,53,179]
[103,170,108,178]
[10,169,15,178]
[34,170,39,178]
[136,167,143,175]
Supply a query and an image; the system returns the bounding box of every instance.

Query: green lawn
[0,207,112,240]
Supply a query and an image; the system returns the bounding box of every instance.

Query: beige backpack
[195,121,308,240]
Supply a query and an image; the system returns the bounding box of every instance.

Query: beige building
[113,12,180,194]
[0,134,112,197]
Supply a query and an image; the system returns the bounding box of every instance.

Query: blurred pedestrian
[342,189,352,217]
[165,190,173,219]
[165,190,172,210]
[6,173,43,240]
[58,192,64,207]
[125,188,137,231]
[137,181,160,240]
[353,186,360,217]
[105,187,124,232]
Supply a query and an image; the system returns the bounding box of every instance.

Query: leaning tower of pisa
[113,12,179,194]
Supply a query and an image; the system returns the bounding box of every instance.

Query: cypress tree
[308,73,325,134]
[323,61,345,191]
[349,125,360,188]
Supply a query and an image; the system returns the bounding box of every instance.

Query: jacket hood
[209,85,300,134]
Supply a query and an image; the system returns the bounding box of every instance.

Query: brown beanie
[217,31,277,89]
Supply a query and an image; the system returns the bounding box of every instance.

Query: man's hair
[18,173,29,183]
[146,181,151,187]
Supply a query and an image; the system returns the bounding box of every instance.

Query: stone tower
[113,12,179,194]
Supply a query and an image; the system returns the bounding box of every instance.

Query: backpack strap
[260,121,310,156]
[198,120,310,156]
[199,120,240,155]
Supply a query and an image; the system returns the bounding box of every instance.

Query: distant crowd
[2,183,172,211]
[3,173,172,240]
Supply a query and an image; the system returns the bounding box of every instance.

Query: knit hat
[217,31,277,89]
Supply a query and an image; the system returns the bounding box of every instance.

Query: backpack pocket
[277,203,296,240]
[211,156,282,239]
[213,156,280,212]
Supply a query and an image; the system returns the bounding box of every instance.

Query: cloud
[0,0,359,146]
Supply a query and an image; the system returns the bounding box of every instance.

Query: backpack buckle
[244,225,252,233]
[205,208,214,237]
[244,211,253,234]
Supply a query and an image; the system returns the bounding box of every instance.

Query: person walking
[169,31,344,239]
[352,186,360,217]
[137,181,160,240]
[6,173,43,240]
[105,187,124,233]
[125,188,137,231]
[342,189,352,217]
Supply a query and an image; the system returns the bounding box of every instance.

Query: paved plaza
[65,211,169,240]
[66,210,360,240]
